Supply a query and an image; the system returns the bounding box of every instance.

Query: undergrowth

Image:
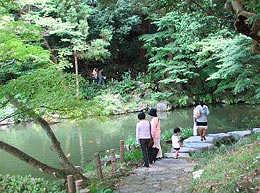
[190,133,260,193]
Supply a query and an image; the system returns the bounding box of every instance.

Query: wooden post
[120,140,124,162]
[110,149,116,172]
[94,152,103,179]
[67,175,75,193]
[75,179,83,192]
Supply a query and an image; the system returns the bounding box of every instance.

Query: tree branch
[5,93,88,181]
[0,140,67,179]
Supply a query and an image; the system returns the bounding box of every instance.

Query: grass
[190,133,260,193]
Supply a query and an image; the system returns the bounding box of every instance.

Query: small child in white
[171,127,183,159]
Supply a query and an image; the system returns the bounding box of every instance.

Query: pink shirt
[151,117,160,138]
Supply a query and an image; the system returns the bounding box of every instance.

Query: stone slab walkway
[115,158,197,193]
[115,129,258,193]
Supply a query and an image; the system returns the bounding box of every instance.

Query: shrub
[0,174,66,193]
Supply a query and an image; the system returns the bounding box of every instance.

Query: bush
[0,174,66,193]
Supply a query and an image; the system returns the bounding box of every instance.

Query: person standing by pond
[196,98,210,141]
[148,108,162,160]
[91,68,98,84]
[136,112,152,167]
[98,67,104,85]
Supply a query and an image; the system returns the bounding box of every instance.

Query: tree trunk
[0,141,67,178]
[5,94,88,181]
[74,50,79,99]
[42,36,58,64]
[225,0,260,53]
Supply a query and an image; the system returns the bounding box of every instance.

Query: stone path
[116,156,197,193]
[115,129,257,193]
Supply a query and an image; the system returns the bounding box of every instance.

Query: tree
[88,0,144,76]
[20,0,111,91]
[196,33,260,102]
[0,1,89,181]
[140,1,225,94]
[225,0,260,53]
[0,69,89,181]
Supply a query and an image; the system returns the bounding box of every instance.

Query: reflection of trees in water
[208,104,260,132]
[78,129,85,167]
[242,106,260,129]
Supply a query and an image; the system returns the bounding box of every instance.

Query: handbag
[148,121,154,148]
[148,138,154,148]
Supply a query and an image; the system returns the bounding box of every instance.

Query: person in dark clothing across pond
[98,67,104,85]
[136,112,152,167]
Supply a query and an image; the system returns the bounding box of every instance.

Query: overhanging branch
[0,140,67,179]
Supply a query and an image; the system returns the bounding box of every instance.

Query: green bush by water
[0,174,66,193]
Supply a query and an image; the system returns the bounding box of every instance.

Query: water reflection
[0,104,259,178]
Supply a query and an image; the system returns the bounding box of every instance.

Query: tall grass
[190,133,260,193]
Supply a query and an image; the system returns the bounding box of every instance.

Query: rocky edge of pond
[115,128,260,193]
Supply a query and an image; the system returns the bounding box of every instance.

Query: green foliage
[178,95,189,107]
[0,174,66,193]
[245,0,260,12]
[140,10,220,93]
[0,20,52,83]
[243,116,260,129]
[124,137,142,161]
[198,34,260,102]
[0,69,88,118]
[0,0,18,16]
[162,127,193,141]
[91,188,118,193]
[150,91,172,101]
[161,129,172,141]
[191,133,260,192]
[85,93,125,115]
[109,71,138,97]
[179,127,193,139]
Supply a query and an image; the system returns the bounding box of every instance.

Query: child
[171,127,183,159]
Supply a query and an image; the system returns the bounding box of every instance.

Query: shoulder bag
[148,121,154,148]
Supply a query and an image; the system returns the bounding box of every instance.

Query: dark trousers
[139,139,151,166]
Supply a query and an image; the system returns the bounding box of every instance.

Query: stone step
[164,152,191,159]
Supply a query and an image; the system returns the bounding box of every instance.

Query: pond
[0,104,259,179]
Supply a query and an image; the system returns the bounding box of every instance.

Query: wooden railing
[67,140,125,192]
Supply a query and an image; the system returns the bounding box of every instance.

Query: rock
[164,152,190,159]
[227,130,251,139]
[156,101,172,111]
[207,133,235,145]
[137,102,148,111]
[193,169,204,179]
[179,147,198,153]
[183,142,216,151]
[253,128,260,133]
[184,136,217,145]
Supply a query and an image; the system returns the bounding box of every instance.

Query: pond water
[0,104,259,179]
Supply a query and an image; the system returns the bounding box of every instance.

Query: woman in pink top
[148,108,162,159]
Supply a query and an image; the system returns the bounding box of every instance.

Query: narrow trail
[115,130,254,193]
[115,157,198,193]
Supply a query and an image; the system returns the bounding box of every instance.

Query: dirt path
[115,158,198,193]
